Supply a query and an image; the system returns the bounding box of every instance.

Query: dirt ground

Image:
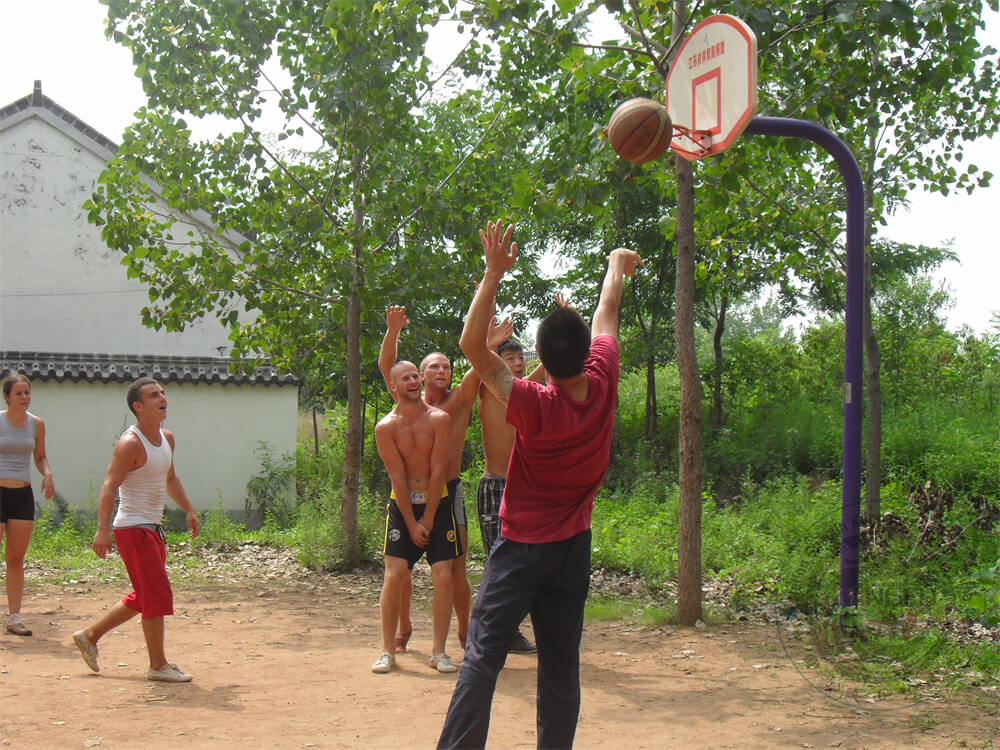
[1,554,998,750]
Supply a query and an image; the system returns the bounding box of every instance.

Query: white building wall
[26,379,297,515]
[0,111,235,356]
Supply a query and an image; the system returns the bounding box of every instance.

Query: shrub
[193,498,248,550]
[245,443,295,527]
[289,491,385,571]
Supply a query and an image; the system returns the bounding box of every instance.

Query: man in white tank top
[72,378,200,682]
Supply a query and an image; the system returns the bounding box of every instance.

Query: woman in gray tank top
[0,374,56,636]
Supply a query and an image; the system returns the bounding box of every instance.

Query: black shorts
[0,485,36,523]
[383,492,462,569]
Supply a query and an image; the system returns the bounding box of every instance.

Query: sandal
[394,628,412,654]
[6,621,32,636]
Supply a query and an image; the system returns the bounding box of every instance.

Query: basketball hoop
[665,14,758,161]
[670,123,714,156]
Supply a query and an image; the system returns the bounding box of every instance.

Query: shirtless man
[372,361,460,674]
[379,305,511,652]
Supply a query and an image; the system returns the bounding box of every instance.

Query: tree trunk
[312,406,320,458]
[674,154,703,625]
[341,285,362,566]
[863,249,882,520]
[340,175,364,566]
[644,351,658,440]
[711,296,728,432]
[862,147,881,521]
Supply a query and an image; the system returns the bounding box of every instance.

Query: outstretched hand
[487,315,514,349]
[554,292,570,309]
[385,305,407,332]
[480,221,518,277]
[607,248,644,278]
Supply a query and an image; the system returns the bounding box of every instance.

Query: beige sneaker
[72,630,99,672]
[372,651,395,674]
[148,663,192,683]
[6,621,32,636]
[429,653,458,673]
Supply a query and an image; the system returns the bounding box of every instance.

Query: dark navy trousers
[437,529,592,750]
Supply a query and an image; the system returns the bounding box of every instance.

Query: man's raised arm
[591,248,644,340]
[379,305,408,391]
[460,221,518,406]
[453,315,514,407]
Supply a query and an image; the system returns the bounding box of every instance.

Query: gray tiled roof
[0,80,118,154]
[0,352,298,387]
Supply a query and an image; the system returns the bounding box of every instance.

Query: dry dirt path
[0,551,996,749]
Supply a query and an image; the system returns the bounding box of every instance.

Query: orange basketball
[605,97,672,164]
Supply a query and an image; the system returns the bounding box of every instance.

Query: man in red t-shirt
[438,221,642,750]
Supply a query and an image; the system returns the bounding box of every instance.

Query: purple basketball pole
[741,116,864,608]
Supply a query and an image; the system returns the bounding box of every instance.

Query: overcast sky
[2,1,997,334]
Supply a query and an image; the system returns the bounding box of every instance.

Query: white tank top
[113,425,172,528]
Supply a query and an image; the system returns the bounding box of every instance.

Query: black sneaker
[509,630,537,654]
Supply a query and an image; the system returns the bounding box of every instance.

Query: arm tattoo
[491,366,514,405]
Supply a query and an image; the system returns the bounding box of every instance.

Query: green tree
[87,0,545,562]
[744,0,1000,518]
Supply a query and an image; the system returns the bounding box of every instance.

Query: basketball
[605,97,672,164]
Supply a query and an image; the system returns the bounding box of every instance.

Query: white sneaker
[372,651,395,674]
[73,630,99,672]
[148,663,192,682]
[429,653,457,673]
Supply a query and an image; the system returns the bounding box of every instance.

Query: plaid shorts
[476,475,505,557]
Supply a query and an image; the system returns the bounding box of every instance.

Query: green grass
[584,595,637,623]
[583,595,677,627]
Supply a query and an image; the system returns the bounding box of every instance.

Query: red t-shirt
[500,335,619,543]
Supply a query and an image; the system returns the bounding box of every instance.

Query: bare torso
[478,386,515,477]
[425,387,473,481]
[377,405,447,491]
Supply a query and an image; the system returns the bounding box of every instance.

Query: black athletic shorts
[0,485,36,523]
[383,490,462,569]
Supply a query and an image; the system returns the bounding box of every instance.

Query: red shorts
[113,527,174,618]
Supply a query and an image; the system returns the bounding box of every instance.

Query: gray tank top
[0,412,36,483]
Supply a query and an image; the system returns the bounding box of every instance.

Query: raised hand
[385,304,407,333]
[607,248,644,278]
[554,292,570,309]
[479,220,518,277]
[487,315,514,349]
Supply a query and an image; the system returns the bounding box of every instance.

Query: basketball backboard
[665,14,758,161]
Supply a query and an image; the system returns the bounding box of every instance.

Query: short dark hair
[2,373,30,400]
[496,339,523,356]
[535,307,590,378]
[419,352,450,372]
[126,377,159,416]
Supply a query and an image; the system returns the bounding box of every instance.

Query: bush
[193,498,249,550]
[245,443,295,527]
[702,478,842,611]
[30,504,103,577]
[289,492,385,572]
[591,479,679,584]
